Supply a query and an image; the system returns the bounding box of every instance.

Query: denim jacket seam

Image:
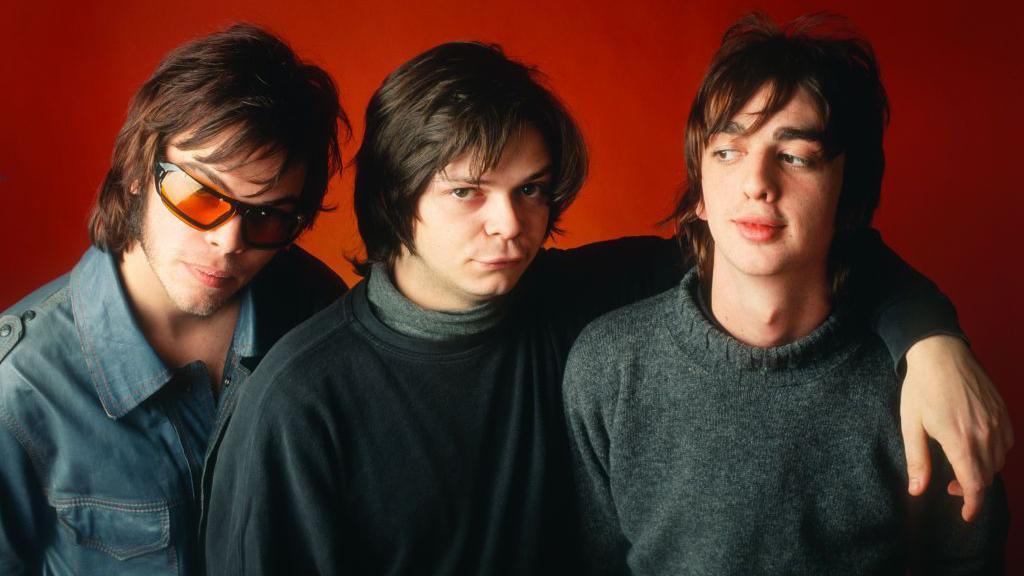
[71,288,124,418]
[50,495,183,511]
[55,505,171,557]
[70,295,172,418]
[0,402,50,489]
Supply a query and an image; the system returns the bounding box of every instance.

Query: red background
[3,0,1022,561]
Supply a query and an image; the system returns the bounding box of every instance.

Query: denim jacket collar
[70,247,257,419]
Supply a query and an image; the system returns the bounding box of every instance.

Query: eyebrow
[714,121,825,144]
[182,161,297,205]
[774,127,826,144]
[442,165,553,186]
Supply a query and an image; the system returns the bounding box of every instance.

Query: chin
[464,279,515,301]
[170,288,232,317]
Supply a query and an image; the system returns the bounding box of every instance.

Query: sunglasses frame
[153,161,307,250]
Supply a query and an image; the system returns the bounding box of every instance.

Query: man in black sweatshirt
[564,13,1007,574]
[205,40,1009,574]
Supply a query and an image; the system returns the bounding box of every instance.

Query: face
[699,86,845,282]
[130,132,306,317]
[393,125,552,311]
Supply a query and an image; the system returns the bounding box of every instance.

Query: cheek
[698,184,725,221]
[699,169,730,221]
[142,194,179,244]
[526,205,550,239]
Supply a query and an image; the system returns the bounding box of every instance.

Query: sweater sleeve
[205,363,346,575]
[562,326,631,576]
[908,443,1008,575]
[842,228,963,370]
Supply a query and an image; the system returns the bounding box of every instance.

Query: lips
[474,257,524,270]
[733,216,786,242]
[185,263,237,289]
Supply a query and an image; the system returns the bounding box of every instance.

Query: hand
[900,334,1013,521]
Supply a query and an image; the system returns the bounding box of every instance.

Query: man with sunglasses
[0,24,346,575]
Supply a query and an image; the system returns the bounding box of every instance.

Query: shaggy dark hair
[352,41,588,274]
[671,12,890,293]
[88,23,349,253]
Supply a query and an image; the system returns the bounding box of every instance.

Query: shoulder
[238,290,364,414]
[572,286,677,359]
[0,273,78,442]
[563,286,677,399]
[221,293,366,476]
[0,272,73,368]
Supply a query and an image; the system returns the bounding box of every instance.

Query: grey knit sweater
[563,271,1007,575]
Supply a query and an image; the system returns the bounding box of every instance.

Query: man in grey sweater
[563,13,1008,575]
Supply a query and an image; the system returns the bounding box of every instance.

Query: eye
[519,182,549,199]
[780,153,812,168]
[450,187,478,199]
[712,149,740,162]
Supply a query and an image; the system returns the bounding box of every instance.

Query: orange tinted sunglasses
[154,161,306,249]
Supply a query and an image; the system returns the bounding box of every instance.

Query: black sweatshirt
[204,234,961,575]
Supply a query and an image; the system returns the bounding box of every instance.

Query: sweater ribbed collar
[668,270,858,385]
[366,264,506,342]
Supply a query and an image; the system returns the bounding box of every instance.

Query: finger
[901,420,931,496]
[947,480,963,496]
[960,483,984,522]
[945,447,986,522]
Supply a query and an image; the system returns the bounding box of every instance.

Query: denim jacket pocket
[52,496,175,568]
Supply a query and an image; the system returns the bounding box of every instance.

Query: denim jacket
[0,246,344,575]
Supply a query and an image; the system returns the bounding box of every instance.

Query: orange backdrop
[4,0,1022,560]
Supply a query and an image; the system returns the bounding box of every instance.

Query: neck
[708,260,831,348]
[119,244,239,385]
[367,263,505,341]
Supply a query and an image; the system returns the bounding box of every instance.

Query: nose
[741,151,779,202]
[205,213,246,254]
[483,193,523,240]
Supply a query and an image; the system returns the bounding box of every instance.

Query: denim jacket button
[0,325,10,338]
[23,310,36,321]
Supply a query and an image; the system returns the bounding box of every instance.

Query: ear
[696,199,707,221]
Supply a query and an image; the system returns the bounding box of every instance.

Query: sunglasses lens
[245,209,303,247]
[160,170,233,226]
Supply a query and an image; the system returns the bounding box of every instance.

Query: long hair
[671,12,889,294]
[88,23,350,253]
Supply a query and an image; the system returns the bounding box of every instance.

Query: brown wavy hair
[352,42,588,275]
[88,23,349,254]
[671,12,889,295]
